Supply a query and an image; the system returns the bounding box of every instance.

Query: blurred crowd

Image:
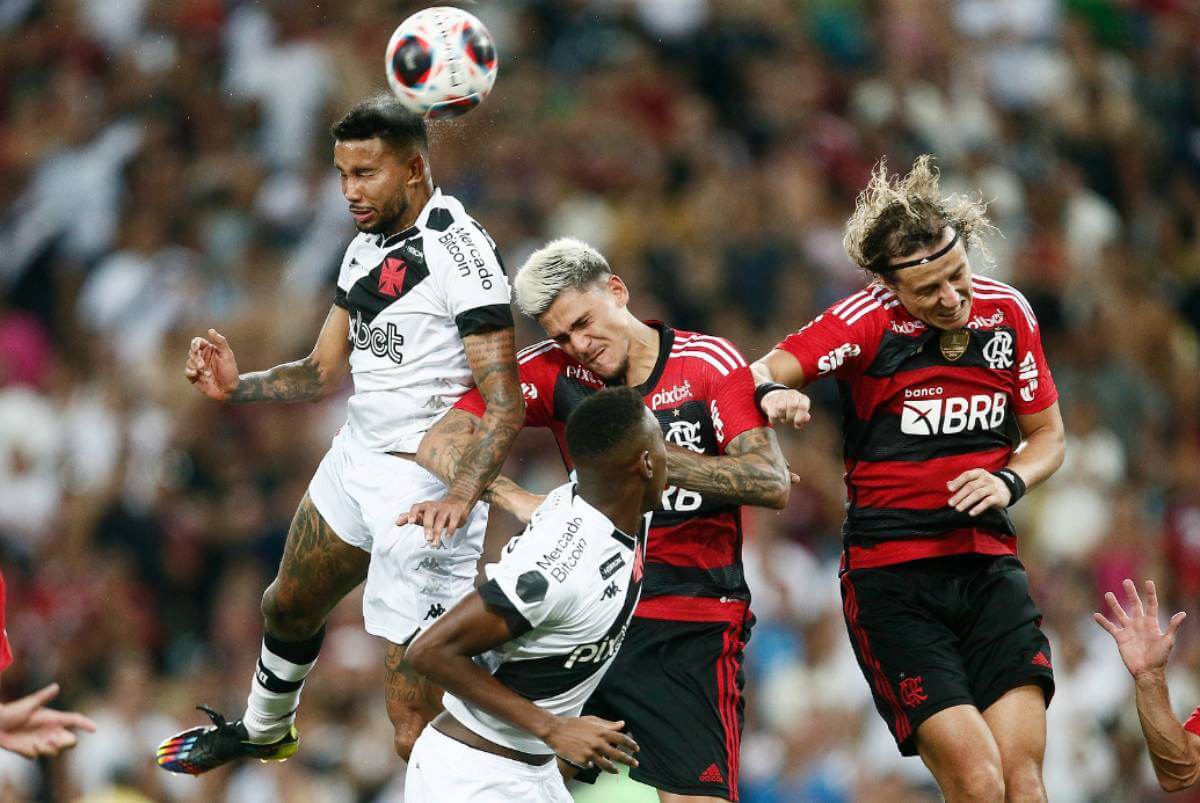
[1,0,1199,800]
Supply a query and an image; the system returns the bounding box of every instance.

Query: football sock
[242,627,325,743]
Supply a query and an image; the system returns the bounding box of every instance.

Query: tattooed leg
[243,493,370,741]
[261,492,370,641]
[384,641,444,760]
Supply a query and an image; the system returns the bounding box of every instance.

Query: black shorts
[575,608,753,801]
[840,553,1054,757]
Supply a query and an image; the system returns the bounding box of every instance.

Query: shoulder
[830,285,899,328]
[669,329,748,378]
[969,276,1038,332]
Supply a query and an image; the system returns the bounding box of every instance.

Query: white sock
[242,629,323,743]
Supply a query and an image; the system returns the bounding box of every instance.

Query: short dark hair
[565,387,650,462]
[331,94,428,154]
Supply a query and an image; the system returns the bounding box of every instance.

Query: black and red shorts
[575,603,752,801]
[840,553,1054,756]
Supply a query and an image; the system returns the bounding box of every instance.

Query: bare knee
[1002,761,1046,803]
[946,762,1005,803]
[261,582,326,641]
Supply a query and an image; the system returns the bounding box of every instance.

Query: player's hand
[397,497,472,546]
[184,329,240,402]
[1094,579,1187,681]
[947,469,1009,516]
[0,683,96,759]
[546,716,639,774]
[760,388,811,429]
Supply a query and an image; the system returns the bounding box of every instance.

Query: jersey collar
[628,321,674,396]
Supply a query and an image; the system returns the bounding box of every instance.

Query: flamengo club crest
[899,675,927,709]
[982,330,1014,370]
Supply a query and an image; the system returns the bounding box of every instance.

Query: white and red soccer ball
[385,7,498,119]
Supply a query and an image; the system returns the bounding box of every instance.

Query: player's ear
[608,275,629,308]
[405,152,427,186]
[638,450,653,480]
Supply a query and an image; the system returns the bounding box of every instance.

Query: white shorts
[307,425,487,644]
[405,726,571,803]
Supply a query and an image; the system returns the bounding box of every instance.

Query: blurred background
[1,0,1199,800]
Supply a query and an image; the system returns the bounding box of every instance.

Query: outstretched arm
[665,427,791,509]
[1094,579,1199,792]
[416,409,544,522]
[185,305,351,403]
[400,328,524,543]
[750,350,812,429]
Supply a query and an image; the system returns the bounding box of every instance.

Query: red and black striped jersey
[455,323,767,620]
[776,276,1057,569]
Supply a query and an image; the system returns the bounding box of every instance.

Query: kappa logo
[900,393,1008,436]
[600,581,619,600]
[665,420,704,453]
[651,380,693,409]
[817,343,861,374]
[899,676,927,708]
[424,603,446,620]
[982,330,1014,370]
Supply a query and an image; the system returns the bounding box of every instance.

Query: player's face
[638,409,669,513]
[885,233,973,330]
[334,138,414,236]
[538,278,633,383]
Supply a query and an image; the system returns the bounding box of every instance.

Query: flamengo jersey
[456,324,767,618]
[776,276,1057,569]
[332,188,513,453]
[440,483,646,755]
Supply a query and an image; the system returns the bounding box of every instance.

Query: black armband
[754,382,790,412]
[992,468,1027,507]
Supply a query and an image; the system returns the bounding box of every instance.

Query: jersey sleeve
[453,346,556,428]
[775,302,876,383]
[0,570,12,675]
[1185,706,1200,738]
[1008,294,1058,415]
[701,339,769,451]
[333,243,356,310]
[479,518,570,634]
[431,222,515,338]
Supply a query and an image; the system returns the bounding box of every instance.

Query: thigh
[271,492,371,617]
[358,455,486,643]
[960,556,1055,713]
[915,704,1003,794]
[583,614,749,802]
[840,567,974,756]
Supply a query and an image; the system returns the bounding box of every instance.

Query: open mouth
[350,208,375,223]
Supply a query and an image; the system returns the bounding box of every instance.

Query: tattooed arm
[416,409,544,522]
[400,328,524,543]
[184,306,351,403]
[666,426,791,509]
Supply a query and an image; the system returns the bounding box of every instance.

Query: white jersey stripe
[690,334,747,367]
[672,336,741,370]
[518,342,559,364]
[836,293,878,321]
[843,300,881,326]
[671,350,731,376]
[832,290,871,316]
[972,291,1036,330]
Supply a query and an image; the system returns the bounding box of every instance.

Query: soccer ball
[385,7,498,119]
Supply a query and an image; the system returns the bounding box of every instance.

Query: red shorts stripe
[842,573,912,744]
[634,595,748,623]
[715,622,739,801]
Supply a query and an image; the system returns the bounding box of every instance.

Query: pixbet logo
[900,392,1008,436]
[817,343,861,374]
[349,311,405,363]
[651,380,692,409]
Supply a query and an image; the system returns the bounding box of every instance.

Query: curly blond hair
[843,155,996,276]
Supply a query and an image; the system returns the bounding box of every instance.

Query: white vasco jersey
[440,482,647,755]
[333,188,513,453]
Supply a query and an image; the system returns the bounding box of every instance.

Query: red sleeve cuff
[1184,706,1200,737]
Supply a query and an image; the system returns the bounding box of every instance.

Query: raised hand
[545,716,639,774]
[760,388,811,429]
[1094,579,1187,680]
[397,497,472,547]
[0,683,97,759]
[184,329,240,401]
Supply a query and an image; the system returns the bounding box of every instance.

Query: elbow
[762,467,791,510]
[406,637,435,679]
[1159,775,1192,794]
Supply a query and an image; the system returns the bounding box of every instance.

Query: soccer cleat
[156,705,299,775]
